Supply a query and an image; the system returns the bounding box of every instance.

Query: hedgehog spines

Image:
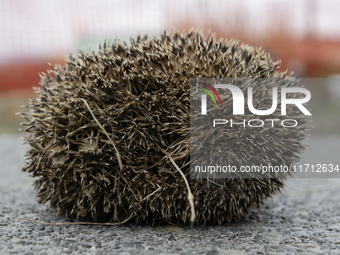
[21,30,308,225]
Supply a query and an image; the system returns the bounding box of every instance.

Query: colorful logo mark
[196,82,222,106]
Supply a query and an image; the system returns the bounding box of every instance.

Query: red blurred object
[172,23,340,78]
[265,36,340,77]
[0,59,65,92]
[1,36,340,93]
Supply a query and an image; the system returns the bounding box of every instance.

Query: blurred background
[0,0,339,134]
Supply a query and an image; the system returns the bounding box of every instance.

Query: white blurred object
[0,0,164,64]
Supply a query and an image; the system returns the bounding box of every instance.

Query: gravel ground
[1,134,340,255]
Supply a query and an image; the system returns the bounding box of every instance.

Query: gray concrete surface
[1,134,340,255]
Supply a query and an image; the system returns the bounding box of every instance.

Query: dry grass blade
[80,98,123,172]
[159,147,196,225]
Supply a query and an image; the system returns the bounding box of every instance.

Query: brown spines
[20,30,307,225]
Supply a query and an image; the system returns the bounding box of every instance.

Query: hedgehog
[20,30,309,225]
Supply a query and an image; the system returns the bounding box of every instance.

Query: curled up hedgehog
[20,30,309,225]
